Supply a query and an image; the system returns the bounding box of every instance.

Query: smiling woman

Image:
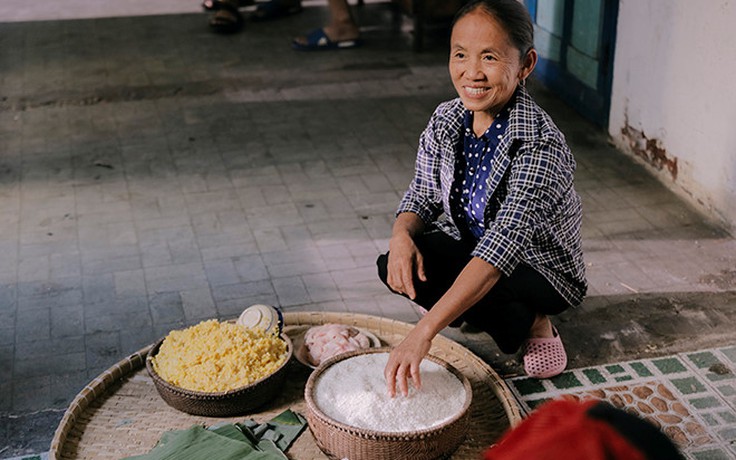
[448,6,537,136]
[377,0,587,395]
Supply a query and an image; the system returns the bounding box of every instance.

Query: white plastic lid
[237,304,281,333]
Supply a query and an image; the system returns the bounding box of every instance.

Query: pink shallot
[304,323,372,366]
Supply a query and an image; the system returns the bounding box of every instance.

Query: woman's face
[449,8,535,121]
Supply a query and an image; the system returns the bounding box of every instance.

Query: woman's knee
[376,252,389,284]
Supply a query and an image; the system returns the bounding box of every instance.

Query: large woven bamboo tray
[50,311,522,459]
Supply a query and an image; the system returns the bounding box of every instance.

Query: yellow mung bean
[152,319,287,392]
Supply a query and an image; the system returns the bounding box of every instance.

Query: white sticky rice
[313,352,467,432]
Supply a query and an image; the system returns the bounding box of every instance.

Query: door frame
[524,0,619,128]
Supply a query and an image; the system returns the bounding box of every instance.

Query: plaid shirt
[397,86,587,306]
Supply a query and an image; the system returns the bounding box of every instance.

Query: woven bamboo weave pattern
[50,312,522,460]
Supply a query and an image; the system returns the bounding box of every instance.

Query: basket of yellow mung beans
[146,319,292,416]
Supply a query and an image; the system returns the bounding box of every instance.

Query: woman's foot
[322,23,360,43]
[209,8,243,34]
[529,314,554,338]
[523,315,567,378]
[206,0,244,34]
[292,24,360,50]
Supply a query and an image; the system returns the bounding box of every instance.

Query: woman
[292,0,361,50]
[378,0,587,397]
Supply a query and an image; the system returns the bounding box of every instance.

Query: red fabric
[483,399,647,460]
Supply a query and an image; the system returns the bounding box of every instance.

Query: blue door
[524,0,619,127]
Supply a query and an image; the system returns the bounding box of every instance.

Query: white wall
[609,0,736,233]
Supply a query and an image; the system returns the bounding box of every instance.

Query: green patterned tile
[583,368,607,384]
[692,449,733,460]
[706,372,734,383]
[550,372,583,389]
[717,385,735,397]
[690,396,723,410]
[508,347,736,460]
[718,427,736,440]
[720,346,736,364]
[605,364,625,374]
[630,361,654,377]
[688,351,721,369]
[652,357,687,374]
[700,413,719,426]
[526,398,550,410]
[671,376,707,395]
[512,378,546,396]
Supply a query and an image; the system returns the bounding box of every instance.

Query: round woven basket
[145,333,293,417]
[305,348,473,460]
[50,312,522,459]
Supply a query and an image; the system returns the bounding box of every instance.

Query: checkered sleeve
[471,136,571,276]
[396,107,446,224]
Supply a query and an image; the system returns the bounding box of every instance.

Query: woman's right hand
[387,232,426,300]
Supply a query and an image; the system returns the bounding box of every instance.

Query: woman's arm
[386,212,427,300]
[384,257,502,397]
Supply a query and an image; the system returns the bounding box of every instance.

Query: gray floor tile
[3,4,736,457]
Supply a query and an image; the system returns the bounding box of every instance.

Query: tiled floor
[8,346,735,459]
[509,346,736,459]
[3,0,736,458]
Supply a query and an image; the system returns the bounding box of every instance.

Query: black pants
[376,230,570,354]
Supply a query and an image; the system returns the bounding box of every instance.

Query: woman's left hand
[384,325,433,397]
[384,258,501,397]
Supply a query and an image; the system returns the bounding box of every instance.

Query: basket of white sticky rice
[146,318,292,416]
[304,348,472,460]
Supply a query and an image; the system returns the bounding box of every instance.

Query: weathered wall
[608,0,736,233]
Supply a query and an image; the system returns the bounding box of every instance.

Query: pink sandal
[523,328,567,379]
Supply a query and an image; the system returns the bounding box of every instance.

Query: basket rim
[50,312,521,458]
[145,332,293,398]
[304,347,473,440]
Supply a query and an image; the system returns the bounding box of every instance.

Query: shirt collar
[462,89,518,141]
[505,85,537,142]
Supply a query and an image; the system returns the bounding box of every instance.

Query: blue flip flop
[291,28,362,51]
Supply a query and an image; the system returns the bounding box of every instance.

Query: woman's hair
[452,0,535,59]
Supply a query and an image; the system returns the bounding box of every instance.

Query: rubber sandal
[291,28,362,51]
[251,0,302,21]
[208,5,244,34]
[523,327,567,379]
[202,0,252,11]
